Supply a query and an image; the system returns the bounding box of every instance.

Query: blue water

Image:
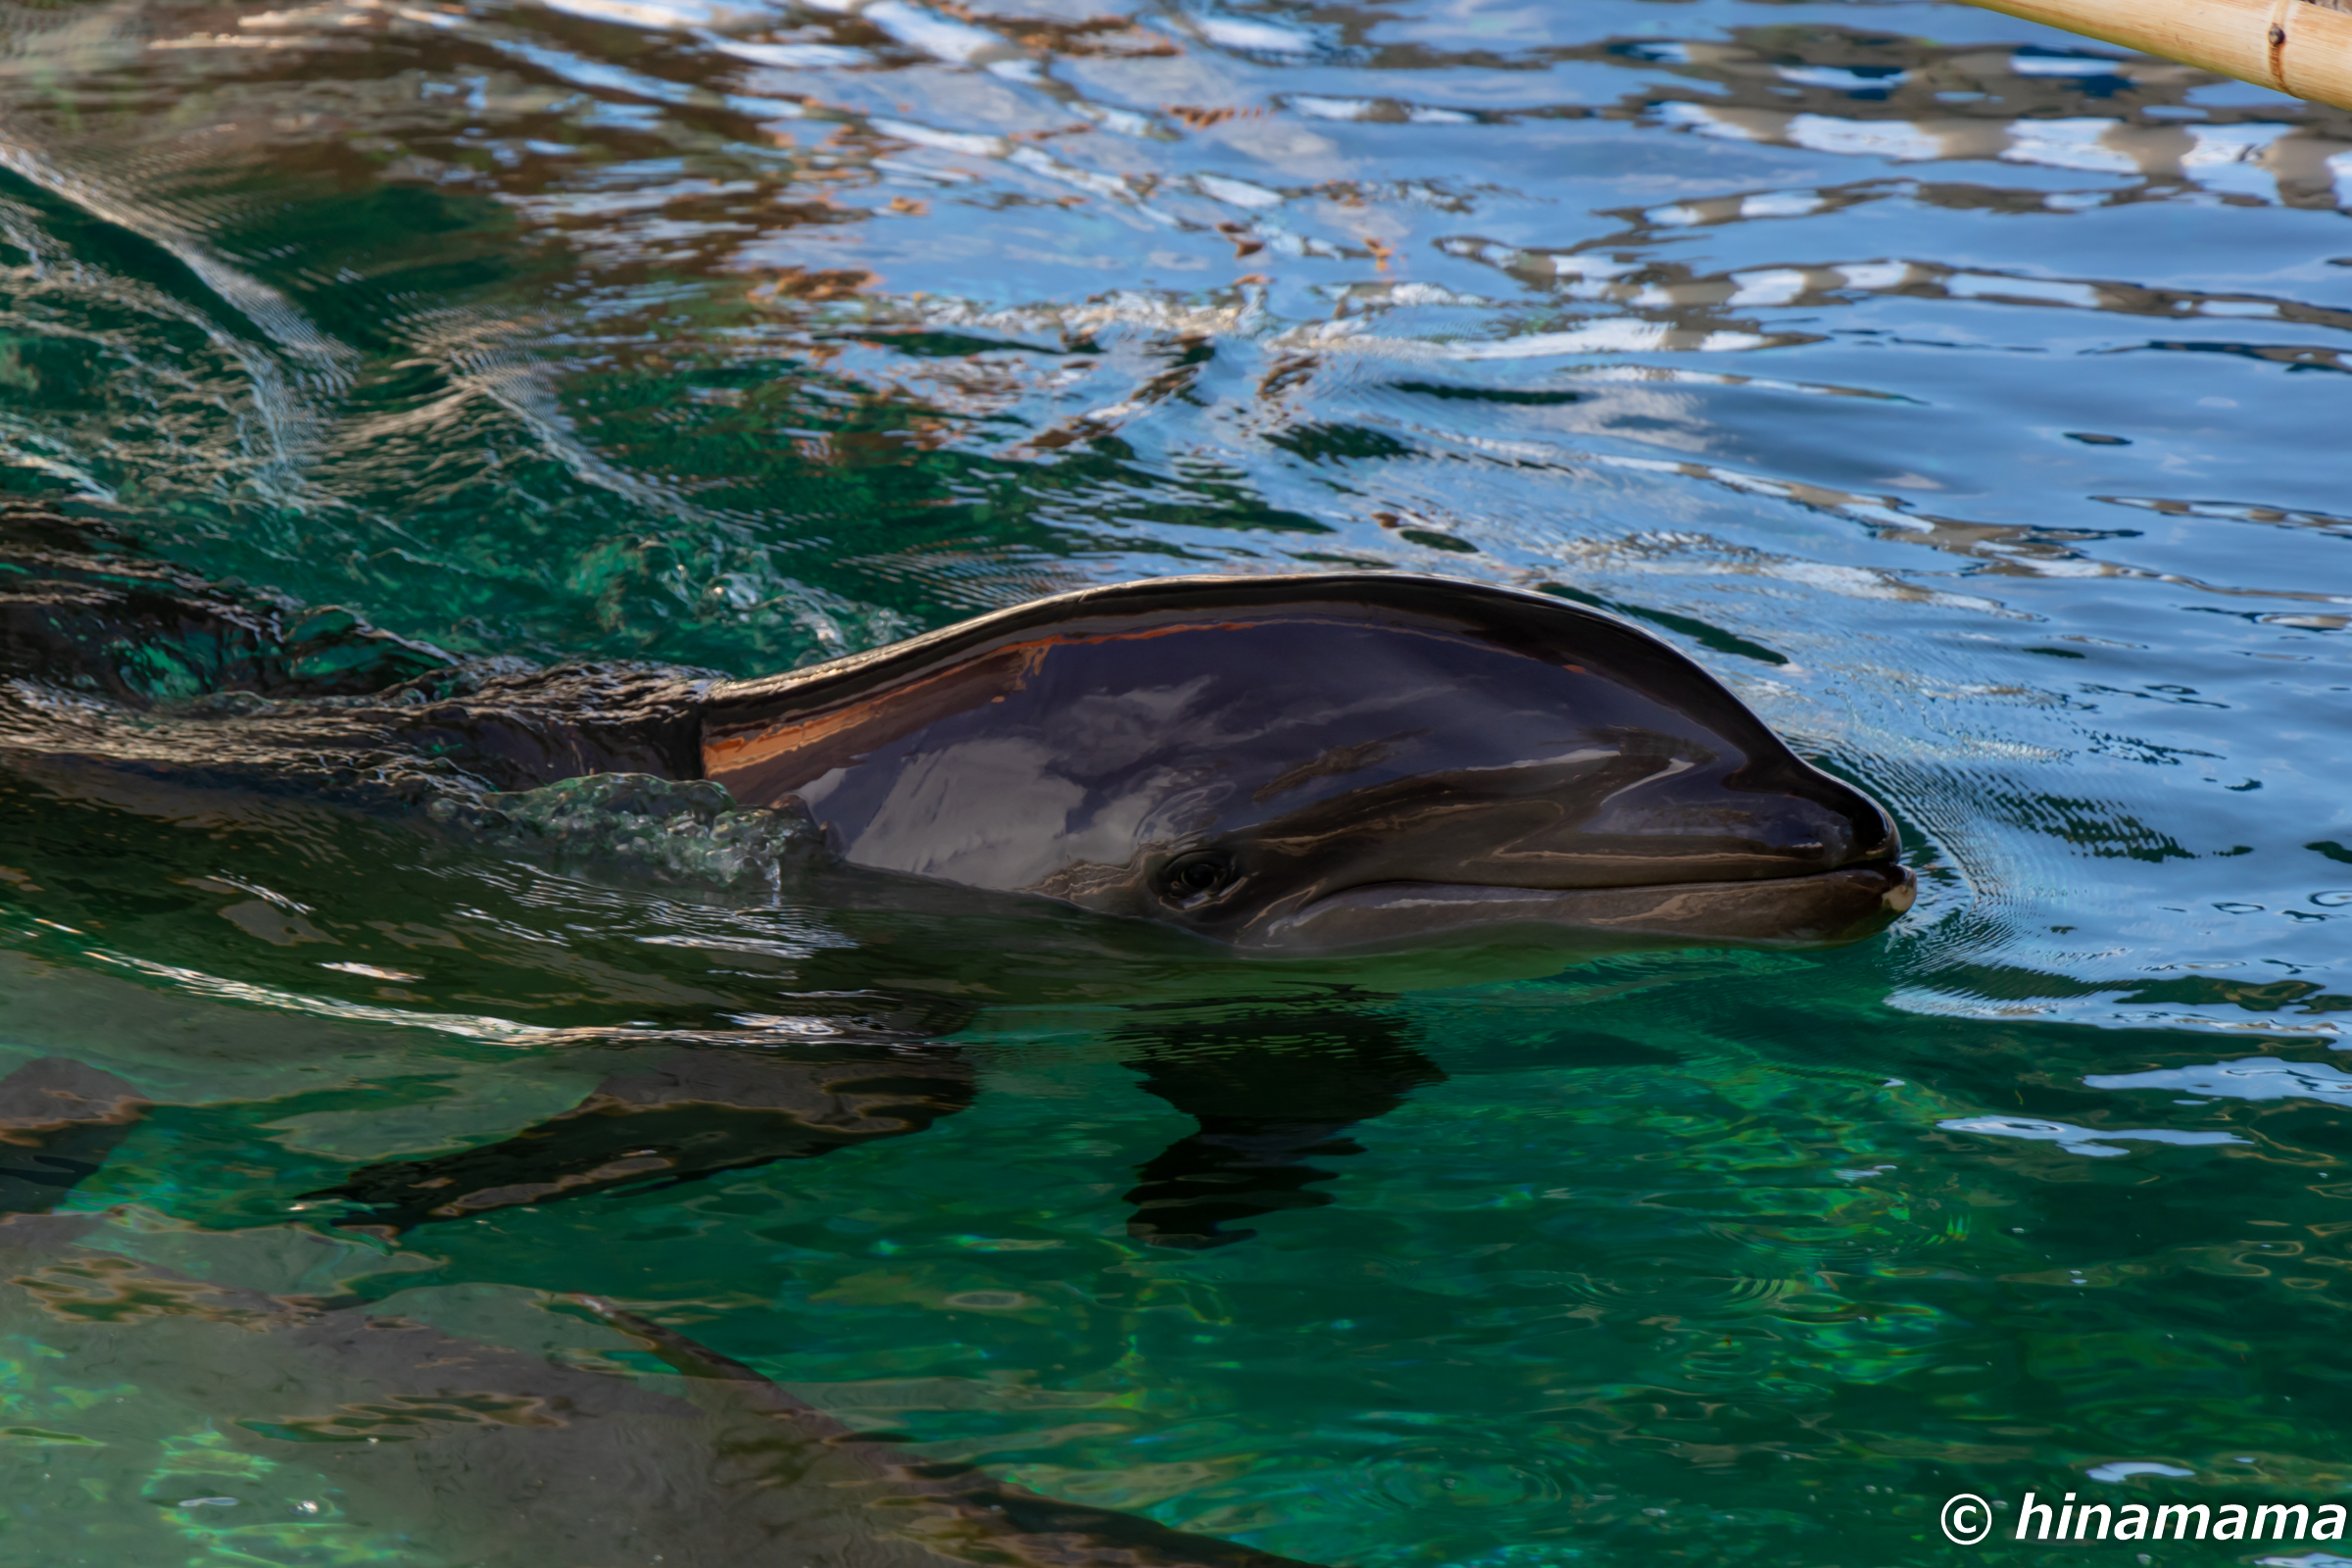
[1,0,2351,1561]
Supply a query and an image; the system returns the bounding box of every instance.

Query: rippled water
[2,0,2351,1562]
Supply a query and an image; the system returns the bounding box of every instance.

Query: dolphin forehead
[702,575,1797,890]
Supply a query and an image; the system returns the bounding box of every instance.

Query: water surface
[2,0,2351,1561]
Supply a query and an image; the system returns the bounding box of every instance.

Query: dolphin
[0,509,1911,1250]
[700,571,1913,954]
[0,508,1912,957]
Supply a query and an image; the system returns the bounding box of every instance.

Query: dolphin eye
[1160,851,1237,905]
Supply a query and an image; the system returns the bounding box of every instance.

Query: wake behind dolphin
[0,506,1914,956]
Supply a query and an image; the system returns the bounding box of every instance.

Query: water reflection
[310,1042,979,1230]
[1119,1004,1444,1249]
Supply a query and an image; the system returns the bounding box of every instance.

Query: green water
[2,0,2352,1560]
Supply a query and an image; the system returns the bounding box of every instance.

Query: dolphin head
[703,573,1912,955]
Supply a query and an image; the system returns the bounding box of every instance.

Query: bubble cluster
[429,773,821,890]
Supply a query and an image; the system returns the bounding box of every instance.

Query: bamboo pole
[1962,0,2352,111]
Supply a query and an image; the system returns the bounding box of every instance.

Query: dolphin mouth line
[1250,860,1916,954]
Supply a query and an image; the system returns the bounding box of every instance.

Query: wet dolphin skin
[706,572,1914,954]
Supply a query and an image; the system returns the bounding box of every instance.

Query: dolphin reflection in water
[0,509,1914,1249]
